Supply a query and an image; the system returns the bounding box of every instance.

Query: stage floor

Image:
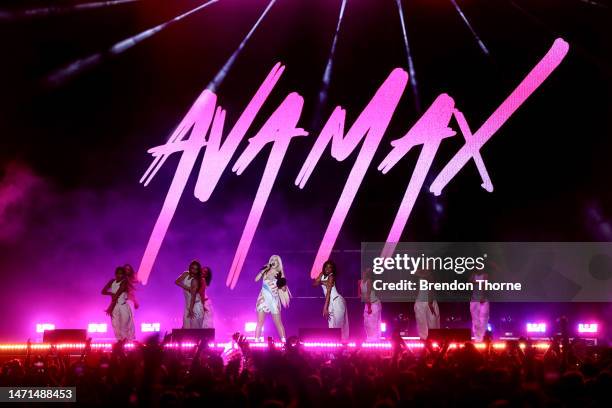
[0,337,558,357]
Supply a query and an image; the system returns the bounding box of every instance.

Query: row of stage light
[0,339,555,353]
[32,321,601,336]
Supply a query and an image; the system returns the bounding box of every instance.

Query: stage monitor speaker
[299,328,342,342]
[427,328,471,343]
[171,328,215,343]
[43,329,87,344]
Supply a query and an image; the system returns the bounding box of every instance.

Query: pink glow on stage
[534,342,551,350]
[405,342,425,349]
[380,322,387,333]
[87,323,108,333]
[360,342,393,349]
[139,39,568,286]
[0,340,554,354]
[526,322,547,333]
[244,322,258,332]
[250,341,285,348]
[36,323,55,333]
[578,323,599,334]
[302,342,343,348]
[141,322,161,332]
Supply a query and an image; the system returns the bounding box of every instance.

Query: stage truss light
[87,323,108,333]
[141,322,160,332]
[35,323,55,333]
[577,323,599,334]
[526,322,547,333]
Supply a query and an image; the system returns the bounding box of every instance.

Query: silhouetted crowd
[1,334,611,407]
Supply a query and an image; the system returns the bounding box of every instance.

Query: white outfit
[110,280,135,341]
[256,269,281,314]
[470,272,489,341]
[321,274,349,341]
[414,286,439,340]
[362,280,382,341]
[470,301,489,342]
[182,274,214,329]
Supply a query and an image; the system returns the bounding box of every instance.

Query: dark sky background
[0,0,610,340]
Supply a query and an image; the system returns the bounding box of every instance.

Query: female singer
[102,266,135,341]
[359,267,382,341]
[175,261,213,328]
[255,255,290,341]
[314,260,349,341]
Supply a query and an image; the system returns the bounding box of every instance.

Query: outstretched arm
[175,272,189,290]
[312,271,324,287]
[255,267,268,282]
[101,279,114,296]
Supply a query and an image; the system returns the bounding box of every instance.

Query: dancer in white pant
[413,270,439,340]
[102,266,135,341]
[123,264,140,310]
[200,266,214,328]
[314,260,349,341]
[175,261,214,329]
[360,268,382,341]
[255,255,290,341]
[470,269,490,342]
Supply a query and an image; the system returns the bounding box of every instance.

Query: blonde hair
[270,255,291,308]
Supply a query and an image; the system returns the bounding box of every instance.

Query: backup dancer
[314,260,349,341]
[413,269,440,340]
[102,266,135,341]
[255,255,290,341]
[200,266,214,328]
[470,267,490,342]
[175,261,214,329]
[123,263,140,309]
[359,267,382,341]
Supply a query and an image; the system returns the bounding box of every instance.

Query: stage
[1,0,611,405]
[0,336,598,359]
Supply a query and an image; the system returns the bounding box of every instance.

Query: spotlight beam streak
[142,0,278,189]
[395,0,421,113]
[577,0,608,8]
[207,0,278,92]
[315,0,348,112]
[506,0,611,72]
[0,0,139,20]
[449,0,491,56]
[44,0,220,87]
